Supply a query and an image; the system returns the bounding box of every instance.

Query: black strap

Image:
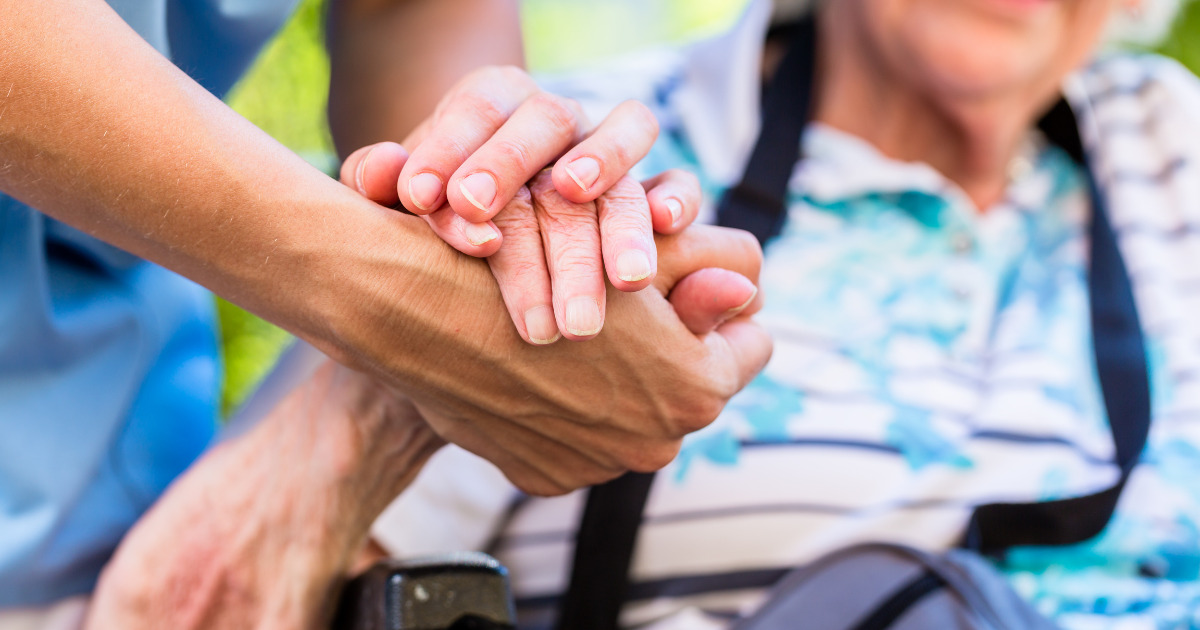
[554,471,656,630]
[715,16,817,240]
[558,18,1150,628]
[963,110,1151,554]
[555,25,823,630]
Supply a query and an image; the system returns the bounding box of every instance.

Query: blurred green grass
[218,0,1200,416]
[1159,1,1200,70]
[218,0,331,416]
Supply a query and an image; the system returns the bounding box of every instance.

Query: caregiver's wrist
[300,198,500,382]
[245,184,431,366]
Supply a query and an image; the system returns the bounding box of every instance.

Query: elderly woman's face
[840,0,1122,102]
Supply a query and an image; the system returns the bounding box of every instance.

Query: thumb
[669,268,763,335]
[652,225,762,296]
[705,317,774,395]
[338,141,410,207]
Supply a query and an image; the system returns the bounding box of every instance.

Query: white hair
[768,0,1187,47]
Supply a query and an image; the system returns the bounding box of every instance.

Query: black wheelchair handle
[332,552,517,630]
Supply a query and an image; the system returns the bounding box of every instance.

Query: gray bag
[735,544,1055,630]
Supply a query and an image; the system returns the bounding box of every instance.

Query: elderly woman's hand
[339,65,702,344]
[85,363,443,630]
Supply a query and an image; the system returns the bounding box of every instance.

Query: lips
[969,0,1057,21]
[993,0,1053,6]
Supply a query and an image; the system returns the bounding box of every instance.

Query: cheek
[1053,0,1122,70]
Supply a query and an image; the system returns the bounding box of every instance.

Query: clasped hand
[340,65,721,344]
[328,65,773,495]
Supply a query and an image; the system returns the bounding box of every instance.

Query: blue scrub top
[0,0,297,606]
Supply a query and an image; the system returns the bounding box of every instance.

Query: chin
[904,28,1054,100]
[858,0,1114,102]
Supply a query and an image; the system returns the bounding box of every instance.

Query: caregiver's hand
[326,203,770,496]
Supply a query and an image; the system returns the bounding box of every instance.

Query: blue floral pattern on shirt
[657,121,1199,628]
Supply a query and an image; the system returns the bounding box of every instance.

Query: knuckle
[522,475,571,498]
[730,227,764,265]
[539,197,599,225]
[581,465,625,488]
[456,91,510,133]
[624,441,681,473]
[506,217,543,242]
[601,176,647,203]
[681,398,725,433]
[502,254,549,284]
[488,137,535,174]
[666,168,701,194]
[527,93,580,136]
[422,132,476,166]
[493,185,534,220]
[561,96,585,117]
[620,99,660,137]
[542,207,600,242]
[600,207,650,237]
[607,139,638,168]
[494,65,535,89]
[493,202,539,235]
[666,378,727,434]
[551,252,602,280]
[513,184,533,206]
[598,183,651,226]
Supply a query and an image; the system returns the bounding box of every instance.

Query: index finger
[396,67,540,215]
[444,93,589,223]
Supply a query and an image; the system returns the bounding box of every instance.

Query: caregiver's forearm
[0,0,441,358]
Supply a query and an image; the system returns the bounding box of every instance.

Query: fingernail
[524,305,560,345]
[408,172,443,212]
[665,198,683,226]
[718,287,758,324]
[616,250,652,282]
[459,172,498,213]
[464,221,499,246]
[564,157,601,193]
[355,145,378,195]
[565,297,603,337]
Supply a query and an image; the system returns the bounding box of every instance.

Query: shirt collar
[793,123,958,204]
[792,123,1065,217]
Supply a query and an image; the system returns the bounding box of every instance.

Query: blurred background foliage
[219,0,1200,416]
